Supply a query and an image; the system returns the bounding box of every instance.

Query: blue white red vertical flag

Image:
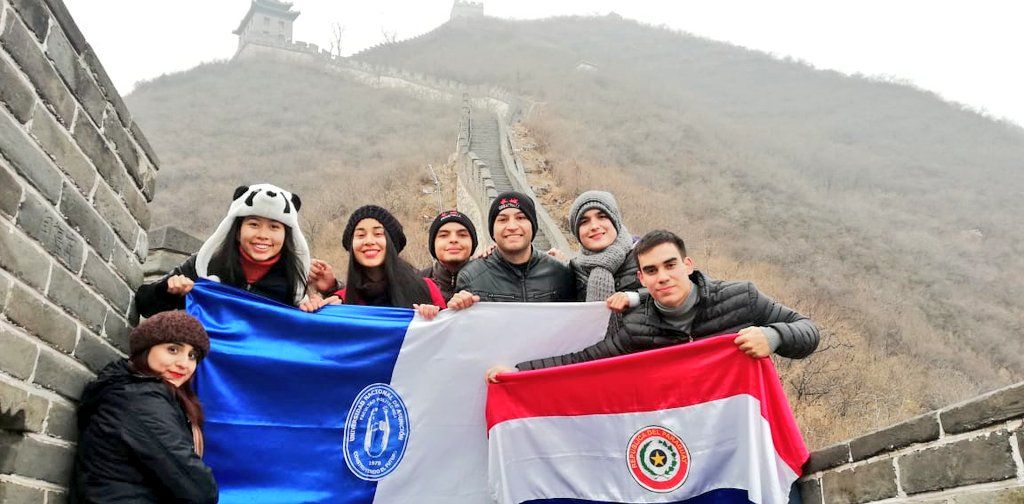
[186,279,610,503]
[486,334,809,504]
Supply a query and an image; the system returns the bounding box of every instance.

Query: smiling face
[238,216,285,261]
[493,208,533,256]
[577,208,618,252]
[434,222,473,265]
[637,242,695,308]
[146,342,198,388]
[352,218,387,268]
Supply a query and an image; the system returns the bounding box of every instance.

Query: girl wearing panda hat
[135,184,312,316]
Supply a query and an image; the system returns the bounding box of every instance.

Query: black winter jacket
[518,270,819,370]
[420,261,461,302]
[73,360,218,503]
[136,254,294,317]
[455,248,575,302]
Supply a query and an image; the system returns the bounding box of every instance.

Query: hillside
[125,59,459,267]
[355,16,1024,440]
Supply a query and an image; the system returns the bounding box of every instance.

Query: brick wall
[0,0,159,500]
[799,382,1024,503]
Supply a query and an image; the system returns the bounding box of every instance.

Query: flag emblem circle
[626,425,690,493]
[343,383,410,481]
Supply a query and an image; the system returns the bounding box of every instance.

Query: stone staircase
[468,113,553,251]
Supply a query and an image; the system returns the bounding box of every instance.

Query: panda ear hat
[194,183,311,304]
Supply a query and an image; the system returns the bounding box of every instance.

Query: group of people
[72,182,819,502]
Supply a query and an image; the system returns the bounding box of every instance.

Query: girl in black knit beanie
[314,205,447,318]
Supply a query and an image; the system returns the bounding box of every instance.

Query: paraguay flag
[486,334,809,504]
[186,280,610,503]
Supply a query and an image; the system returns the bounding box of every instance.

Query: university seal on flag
[626,425,690,493]
[343,383,410,481]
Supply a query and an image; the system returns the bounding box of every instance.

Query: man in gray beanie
[448,192,574,308]
[566,190,642,306]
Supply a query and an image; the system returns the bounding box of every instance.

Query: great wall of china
[2,1,1023,502]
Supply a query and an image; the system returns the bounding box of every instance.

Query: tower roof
[234,0,301,35]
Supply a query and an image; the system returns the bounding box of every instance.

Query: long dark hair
[208,216,307,303]
[345,236,432,308]
[130,351,205,428]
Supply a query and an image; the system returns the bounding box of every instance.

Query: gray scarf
[572,229,634,302]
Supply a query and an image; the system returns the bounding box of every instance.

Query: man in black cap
[420,210,478,302]
[448,191,574,308]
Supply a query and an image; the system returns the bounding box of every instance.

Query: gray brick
[71,112,121,188]
[120,172,150,228]
[0,15,74,125]
[0,431,74,485]
[0,220,51,290]
[0,99,62,203]
[29,106,94,193]
[0,268,9,303]
[948,488,1024,503]
[81,46,129,127]
[899,431,1017,494]
[148,225,202,254]
[46,490,69,504]
[74,327,119,373]
[110,243,143,290]
[0,324,40,379]
[0,380,47,432]
[804,442,850,474]
[142,163,156,199]
[134,228,147,262]
[0,52,35,122]
[71,63,104,124]
[44,400,76,442]
[82,251,130,311]
[796,478,822,504]
[10,0,50,42]
[42,0,86,54]
[103,113,140,185]
[849,413,940,461]
[44,21,76,87]
[93,181,137,247]
[0,479,47,504]
[5,281,76,351]
[102,308,129,353]
[58,181,116,259]
[47,264,106,333]
[940,382,1024,434]
[33,346,92,399]
[821,459,897,504]
[142,249,188,279]
[129,120,159,166]
[0,164,22,216]
[16,190,84,272]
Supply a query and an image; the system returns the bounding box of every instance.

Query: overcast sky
[63,0,1024,127]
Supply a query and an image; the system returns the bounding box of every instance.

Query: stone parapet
[0,0,160,498]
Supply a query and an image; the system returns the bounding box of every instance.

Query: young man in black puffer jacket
[488,229,819,378]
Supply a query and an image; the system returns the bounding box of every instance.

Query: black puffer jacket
[455,248,575,302]
[518,270,819,370]
[73,360,217,503]
[135,254,294,317]
[569,251,641,301]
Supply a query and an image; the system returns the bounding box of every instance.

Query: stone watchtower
[450,0,484,21]
[233,0,301,51]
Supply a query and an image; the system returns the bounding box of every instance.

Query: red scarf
[239,246,281,285]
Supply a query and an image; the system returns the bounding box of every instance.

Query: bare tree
[329,22,346,58]
[380,26,398,45]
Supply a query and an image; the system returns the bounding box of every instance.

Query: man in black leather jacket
[488,229,819,378]
[449,191,574,308]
